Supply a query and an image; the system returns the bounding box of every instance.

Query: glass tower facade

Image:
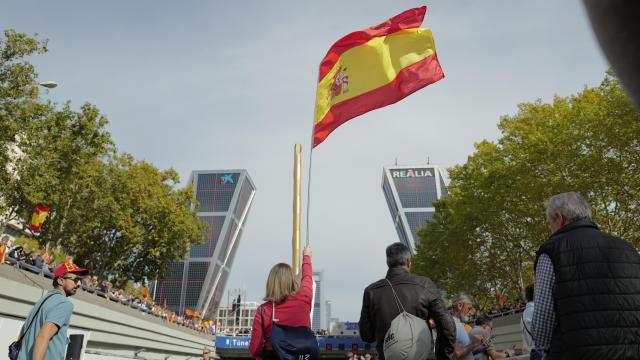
[382,165,447,254]
[312,271,325,330]
[154,170,255,318]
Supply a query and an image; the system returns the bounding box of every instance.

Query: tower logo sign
[391,169,434,178]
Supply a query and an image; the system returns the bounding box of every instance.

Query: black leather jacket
[359,267,455,360]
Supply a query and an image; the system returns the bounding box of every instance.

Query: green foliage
[53,154,206,285]
[413,73,640,309]
[1,30,206,286]
[12,236,40,253]
[0,30,49,221]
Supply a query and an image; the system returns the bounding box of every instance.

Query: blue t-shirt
[454,317,474,360]
[18,289,73,360]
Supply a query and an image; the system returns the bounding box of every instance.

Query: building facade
[153,170,256,318]
[312,271,325,330]
[216,301,259,336]
[382,165,447,254]
[325,300,332,332]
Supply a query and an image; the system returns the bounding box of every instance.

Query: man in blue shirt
[451,293,482,360]
[17,260,89,360]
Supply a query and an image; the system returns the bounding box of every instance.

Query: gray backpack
[383,279,432,360]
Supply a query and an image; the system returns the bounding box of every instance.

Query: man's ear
[560,213,568,227]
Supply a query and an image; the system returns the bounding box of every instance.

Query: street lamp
[38,81,58,89]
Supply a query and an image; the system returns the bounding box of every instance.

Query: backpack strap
[17,292,59,344]
[384,278,406,313]
[260,304,266,352]
[271,301,279,322]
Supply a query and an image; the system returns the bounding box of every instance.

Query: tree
[1,29,207,286]
[10,105,206,285]
[56,154,206,285]
[0,30,49,231]
[413,72,640,308]
[8,102,114,238]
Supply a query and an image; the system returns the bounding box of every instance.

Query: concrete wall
[491,311,526,354]
[0,265,213,360]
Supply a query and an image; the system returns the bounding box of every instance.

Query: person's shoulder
[405,272,437,289]
[364,278,388,291]
[468,326,486,336]
[46,291,72,307]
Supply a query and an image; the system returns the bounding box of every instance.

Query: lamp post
[39,81,58,89]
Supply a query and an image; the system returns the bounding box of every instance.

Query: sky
[1,0,608,321]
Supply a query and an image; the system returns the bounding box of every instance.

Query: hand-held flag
[29,205,50,232]
[312,6,444,147]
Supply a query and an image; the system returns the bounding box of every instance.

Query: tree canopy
[413,72,640,308]
[1,30,206,285]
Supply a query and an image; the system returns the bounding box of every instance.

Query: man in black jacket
[533,192,640,359]
[359,242,455,359]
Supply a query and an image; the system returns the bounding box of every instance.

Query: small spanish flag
[184,307,195,318]
[0,243,7,264]
[143,286,149,302]
[313,6,444,147]
[29,205,50,232]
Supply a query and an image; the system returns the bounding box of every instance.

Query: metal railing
[3,256,209,334]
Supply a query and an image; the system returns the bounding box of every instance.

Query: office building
[325,300,332,331]
[382,165,448,254]
[154,170,256,318]
[216,301,260,335]
[312,270,325,330]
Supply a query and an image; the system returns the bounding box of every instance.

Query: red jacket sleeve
[249,305,264,358]
[297,255,313,305]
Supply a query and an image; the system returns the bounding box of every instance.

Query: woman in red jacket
[249,245,313,359]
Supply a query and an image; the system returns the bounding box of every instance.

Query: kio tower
[154,170,255,318]
[382,165,447,254]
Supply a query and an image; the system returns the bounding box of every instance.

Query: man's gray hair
[452,292,472,305]
[386,242,412,268]
[545,192,592,224]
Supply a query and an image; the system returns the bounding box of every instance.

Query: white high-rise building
[312,271,325,330]
[325,300,332,331]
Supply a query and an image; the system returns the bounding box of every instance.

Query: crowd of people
[7,192,640,360]
[0,238,58,273]
[357,192,640,360]
[0,237,215,335]
[483,300,526,318]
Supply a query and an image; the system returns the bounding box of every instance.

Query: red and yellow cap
[54,258,89,278]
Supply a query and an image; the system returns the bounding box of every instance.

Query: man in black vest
[533,192,640,359]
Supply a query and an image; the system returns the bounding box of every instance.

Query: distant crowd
[0,236,214,335]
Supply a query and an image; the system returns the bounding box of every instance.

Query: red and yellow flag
[313,6,444,147]
[143,286,149,302]
[0,243,7,264]
[29,205,50,232]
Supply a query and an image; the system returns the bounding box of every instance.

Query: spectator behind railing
[2,246,214,335]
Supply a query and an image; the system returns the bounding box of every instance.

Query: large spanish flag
[313,6,444,147]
